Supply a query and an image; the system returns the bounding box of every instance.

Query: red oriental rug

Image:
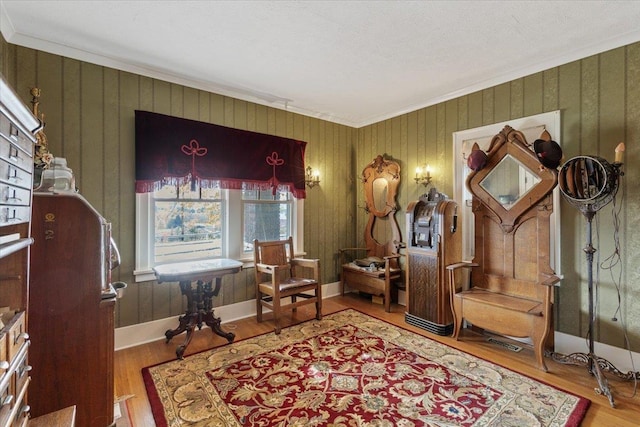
[142,309,589,426]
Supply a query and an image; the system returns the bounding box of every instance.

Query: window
[153,182,223,264]
[135,183,303,282]
[242,189,292,253]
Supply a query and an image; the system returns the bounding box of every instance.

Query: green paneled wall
[0,37,358,328]
[2,35,638,352]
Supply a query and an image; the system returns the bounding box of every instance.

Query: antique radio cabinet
[405,189,461,335]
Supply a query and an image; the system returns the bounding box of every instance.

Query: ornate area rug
[143,309,589,426]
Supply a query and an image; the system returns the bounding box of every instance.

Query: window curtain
[135,110,307,198]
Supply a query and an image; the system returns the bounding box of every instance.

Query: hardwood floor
[114,294,639,426]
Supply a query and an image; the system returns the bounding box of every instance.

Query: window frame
[134,188,304,282]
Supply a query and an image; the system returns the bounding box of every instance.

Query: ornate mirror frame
[361,155,402,254]
[452,110,561,274]
[362,155,401,218]
[467,125,558,233]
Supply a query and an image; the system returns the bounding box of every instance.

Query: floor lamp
[552,153,636,407]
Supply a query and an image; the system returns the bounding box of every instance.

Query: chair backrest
[361,155,402,261]
[466,125,558,298]
[253,237,295,278]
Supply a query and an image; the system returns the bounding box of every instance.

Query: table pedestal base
[165,277,235,359]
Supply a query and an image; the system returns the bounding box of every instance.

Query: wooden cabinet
[29,192,116,427]
[0,76,42,427]
[405,191,461,335]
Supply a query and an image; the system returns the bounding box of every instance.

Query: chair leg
[291,295,297,313]
[256,292,263,323]
[384,277,391,312]
[316,289,322,320]
[452,317,463,340]
[532,325,549,372]
[272,298,281,334]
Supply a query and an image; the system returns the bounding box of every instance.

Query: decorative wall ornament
[304,166,320,188]
[30,88,53,178]
[413,164,432,186]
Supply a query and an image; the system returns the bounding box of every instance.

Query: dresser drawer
[0,113,34,157]
[5,313,27,362]
[0,339,30,427]
[0,184,31,207]
[0,371,10,427]
[0,334,7,374]
[0,138,31,168]
[13,344,30,401]
[10,376,29,427]
[0,113,18,144]
[0,159,32,191]
[0,205,31,226]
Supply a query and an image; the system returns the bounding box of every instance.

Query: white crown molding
[4,1,640,129]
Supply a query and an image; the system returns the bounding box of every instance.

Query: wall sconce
[414,164,432,187]
[305,166,320,188]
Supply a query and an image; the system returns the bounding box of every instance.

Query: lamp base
[546,350,640,407]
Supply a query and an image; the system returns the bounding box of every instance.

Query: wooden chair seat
[254,237,322,334]
[257,277,318,294]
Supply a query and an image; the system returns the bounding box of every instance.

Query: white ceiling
[2,1,640,128]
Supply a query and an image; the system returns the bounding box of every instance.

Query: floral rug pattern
[143,310,589,426]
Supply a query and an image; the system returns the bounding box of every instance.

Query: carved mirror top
[362,155,401,218]
[467,126,557,232]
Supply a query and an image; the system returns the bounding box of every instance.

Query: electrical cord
[597,172,637,397]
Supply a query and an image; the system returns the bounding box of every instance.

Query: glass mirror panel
[480,154,540,209]
[372,177,388,213]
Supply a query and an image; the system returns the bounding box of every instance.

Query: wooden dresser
[0,75,42,426]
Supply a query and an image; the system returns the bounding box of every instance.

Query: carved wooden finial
[30,87,42,117]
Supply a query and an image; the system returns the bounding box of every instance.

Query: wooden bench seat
[448,263,559,372]
[457,288,543,315]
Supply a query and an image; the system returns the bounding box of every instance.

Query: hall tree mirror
[480,154,541,210]
[340,155,403,312]
[452,111,561,273]
[372,177,389,214]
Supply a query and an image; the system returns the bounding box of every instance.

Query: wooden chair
[447,125,560,371]
[254,237,322,334]
[340,155,404,312]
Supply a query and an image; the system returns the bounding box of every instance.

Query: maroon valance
[135,110,307,198]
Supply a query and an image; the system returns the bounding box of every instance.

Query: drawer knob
[14,332,29,344]
[0,361,8,371]
[19,404,31,418]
